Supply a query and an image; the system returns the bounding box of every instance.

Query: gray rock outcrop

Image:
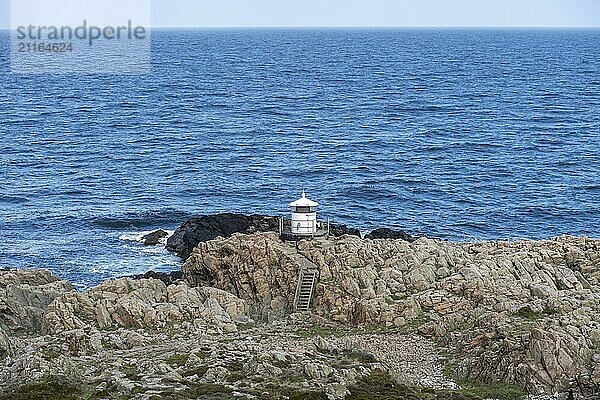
[42,277,249,335]
[2,232,599,399]
[0,269,74,335]
[166,213,282,259]
[183,232,600,396]
[0,271,412,400]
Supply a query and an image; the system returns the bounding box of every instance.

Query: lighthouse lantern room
[289,191,319,235]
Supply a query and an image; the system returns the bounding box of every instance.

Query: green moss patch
[181,366,209,378]
[0,377,83,400]
[347,370,431,400]
[150,383,234,400]
[253,385,328,400]
[454,379,526,400]
[348,371,526,400]
[515,306,542,320]
[167,353,190,368]
[515,305,556,321]
[193,350,211,359]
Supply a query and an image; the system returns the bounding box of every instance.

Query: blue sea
[1,28,599,287]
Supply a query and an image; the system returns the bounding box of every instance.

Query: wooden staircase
[281,241,321,312]
[294,268,318,312]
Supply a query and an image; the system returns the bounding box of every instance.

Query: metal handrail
[280,216,331,237]
[293,263,305,311]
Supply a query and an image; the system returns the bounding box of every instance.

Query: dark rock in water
[365,227,416,242]
[167,214,363,259]
[141,229,170,246]
[327,223,361,238]
[129,270,184,286]
[167,214,280,259]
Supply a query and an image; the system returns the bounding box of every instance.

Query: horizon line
[153,24,600,29]
[1,24,600,30]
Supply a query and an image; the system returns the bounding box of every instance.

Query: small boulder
[141,230,170,246]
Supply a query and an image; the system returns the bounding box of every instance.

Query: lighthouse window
[295,206,311,213]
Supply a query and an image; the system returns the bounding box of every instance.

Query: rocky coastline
[1,214,598,399]
[165,213,367,260]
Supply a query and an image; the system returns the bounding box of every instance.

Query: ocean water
[1,28,599,288]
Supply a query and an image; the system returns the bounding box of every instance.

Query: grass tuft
[167,353,190,368]
[455,379,526,400]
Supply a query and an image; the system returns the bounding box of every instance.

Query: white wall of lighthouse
[289,191,319,235]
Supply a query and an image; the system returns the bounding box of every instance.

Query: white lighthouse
[289,191,319,235]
